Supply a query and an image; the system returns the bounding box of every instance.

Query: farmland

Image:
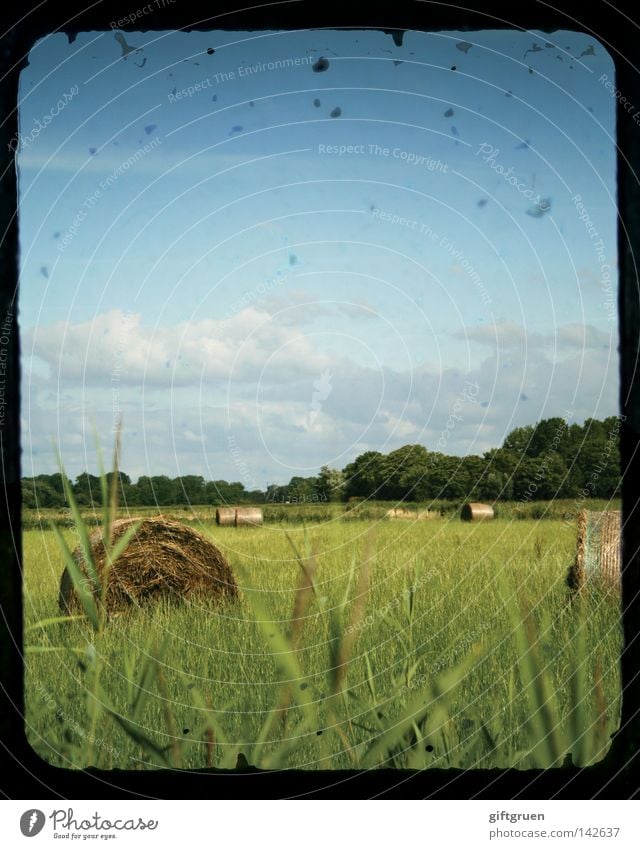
[23,501,623,772]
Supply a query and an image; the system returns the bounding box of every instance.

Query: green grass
[23,512,623,771]
[21,497,622,529]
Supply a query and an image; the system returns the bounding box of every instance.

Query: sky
[17,26,618,487]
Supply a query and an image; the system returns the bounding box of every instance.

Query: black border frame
[1,0,639,798]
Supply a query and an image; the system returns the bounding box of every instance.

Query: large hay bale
[215,507,236,526]
[59,518,238,614]
[567,509,621,592]
[461,502,494,521]
[235,507,263,526]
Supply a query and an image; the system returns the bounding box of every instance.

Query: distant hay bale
[215,507,236,526]
[385,508,414,519]
[461,502,494,521]
[385,508,438,520]
[235,507,263,526]
[216,506,263,526]
[567,509,621,592]
[417,509,439,520]
[59,518,238,614]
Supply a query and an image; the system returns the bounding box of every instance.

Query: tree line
[22,415,622,509]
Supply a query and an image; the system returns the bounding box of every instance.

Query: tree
[379,445,430,500]
[21,480,38,509]
[264,483,282,503]
[47,473,69,496]
[422,453,462,500]
[503,424,536,456]
[174,475,206,505]
[135,476,156,505]
[511,457,544,501]
[149,475,177,506]
[459,455,486,500]
[534,453,569,500]
[23,476,66,508]
[528,417,568,457]
[105,471,131,487]
[73,472,101,506]
[286,476,319,502]
[480,448,517,500]
[105,471,132,506]
[121,482,141,507]
[207,480,247,504]
[343,451,385,499]
[570,416,621,498]
[317,466,345,501]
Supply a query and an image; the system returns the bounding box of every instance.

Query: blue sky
[18,27,618,486]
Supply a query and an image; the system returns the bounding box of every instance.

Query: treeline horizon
[22,415,622,509]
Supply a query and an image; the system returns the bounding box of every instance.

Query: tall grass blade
[25,615,85,632]
[50,524,99,629]
[57,455,99,595]
[361,647,481,768]
[500,576,564,767]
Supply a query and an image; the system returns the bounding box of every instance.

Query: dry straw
[215,507,236,526]
[216,506,263,526]
[567,509,621,592]
[235,507,264,526]
[59,517,238,613]
[385,508,439,520]
[461,502,495,521]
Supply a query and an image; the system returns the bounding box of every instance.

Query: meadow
[23,504,623,772]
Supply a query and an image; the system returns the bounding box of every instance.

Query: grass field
[23,509,623,771]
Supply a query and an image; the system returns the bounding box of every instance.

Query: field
[23,504,623,772]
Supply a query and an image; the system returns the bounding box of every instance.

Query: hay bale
[461,502,494,521]
[59,518,238,614]
[417,509,438,520]
[235,507,263,526]
[216,507,236,526]
[567,509,621,592]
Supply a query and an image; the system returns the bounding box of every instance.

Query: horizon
[20,411,619,488]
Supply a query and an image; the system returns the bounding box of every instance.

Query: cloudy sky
[18,26,618,486]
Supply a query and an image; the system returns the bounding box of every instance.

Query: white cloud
[22,313,619,483]
[25,306,330,387]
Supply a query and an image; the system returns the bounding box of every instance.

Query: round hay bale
[567,509,621,593]
[235,507,263,526]
[58,518,238,614]
[461,502,494,521]
[216,507,236,526]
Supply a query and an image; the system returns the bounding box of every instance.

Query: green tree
[317,466,345,501]
[73,472,102,506]
[503,424,536,457]
[528,417,568,457]
[459,455,485,499]
[511,457,544,501]
[175,475,206,505]
[207,480,247,504]
[343,451,385,499]
[135,476,155,505]
[25,476,67,508]
[149,475,177,506]
[21,479,38,509]
[481,448,517,500]
[379,445,430,500]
